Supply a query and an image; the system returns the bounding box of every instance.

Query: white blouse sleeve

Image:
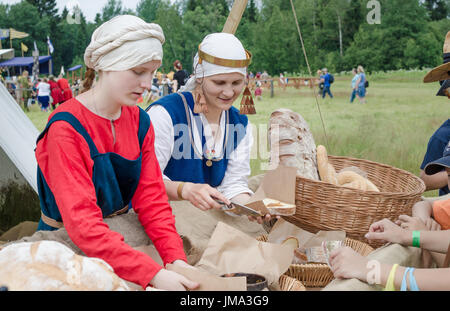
[147,105,174,181]
[216,120,254,200]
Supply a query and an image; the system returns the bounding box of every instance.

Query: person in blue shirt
[420,31,450,196]
[420,120,450,196]
[350,68,360,103]
[320,68,333,99]
[354,65,366,104]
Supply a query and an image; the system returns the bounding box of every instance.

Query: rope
[289,0,330,153]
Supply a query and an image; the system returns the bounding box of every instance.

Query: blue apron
[36,108,151,231]
[147,92,248,187]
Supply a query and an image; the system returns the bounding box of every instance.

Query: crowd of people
[0,15,448,291]
[0,69,73,112]
[316,66,368,103]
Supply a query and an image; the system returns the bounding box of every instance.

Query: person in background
[18,70,31,111]
[37,77,51,112]
[57,73,73,103]
[354,65,366,104]
[48,75,63,110]
[420,31,450,196]
[320,68,333,99]
[279,72,287,90]
[261,70,269,85]
[254,80,262,100]
[160,74,173,96]
[172,60,187,93]
[350,68,360,103]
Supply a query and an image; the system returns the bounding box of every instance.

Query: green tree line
[0,0,449,76]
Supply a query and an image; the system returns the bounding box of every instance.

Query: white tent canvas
[0,82,39,193]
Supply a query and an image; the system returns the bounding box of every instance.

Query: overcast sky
[0,0,144,22]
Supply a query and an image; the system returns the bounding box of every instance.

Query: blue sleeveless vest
[147,92,248,187]
[36,107,151,231]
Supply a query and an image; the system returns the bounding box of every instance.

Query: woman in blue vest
[147,33,268,247]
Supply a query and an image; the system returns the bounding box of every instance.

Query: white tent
[0,82,39,193]
[0,49,14,60]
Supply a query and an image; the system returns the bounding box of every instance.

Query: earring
[192,83,208,114]
[239,86,256,115]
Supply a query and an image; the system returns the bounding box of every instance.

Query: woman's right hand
[181,182,230,211]
[149,268,199,291]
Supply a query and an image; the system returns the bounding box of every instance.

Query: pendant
[206,159,213,167]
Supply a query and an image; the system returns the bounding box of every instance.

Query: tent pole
[222,0,248,35]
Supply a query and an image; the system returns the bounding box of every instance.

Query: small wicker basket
[257,234,374,288]
[284,155,425,248]
[279,274,306,291]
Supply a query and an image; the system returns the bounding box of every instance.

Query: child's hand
[395,215,428,231]
[425,218,441,231]
[329,247,369,282]
[365,218,407,244]
[150,268,199,291]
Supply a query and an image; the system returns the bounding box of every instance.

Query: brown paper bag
[166,264,247,291]
[303,230,346,248]
[267,218,316,246]
[267,218,346,265]
[245,165,297,215]
[268,218,345,248]
[195,222,293,285]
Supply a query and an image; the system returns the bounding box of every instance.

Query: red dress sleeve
[131,121,187,265]
[36,118,183,289]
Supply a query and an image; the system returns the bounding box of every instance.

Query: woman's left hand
[329,246,369,282]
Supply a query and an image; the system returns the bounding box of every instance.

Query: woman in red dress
[57,74,73,102]
[13,15,199,291]
[48,75,63,110]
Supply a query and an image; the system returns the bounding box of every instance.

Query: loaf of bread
[336,170,380,192]
[0,241,130,291]
[317,145,380,192]
[281,236,299,249]
[268,109,319,180]
[316,145,338,185]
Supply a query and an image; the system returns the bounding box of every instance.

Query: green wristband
[412,231,420,248]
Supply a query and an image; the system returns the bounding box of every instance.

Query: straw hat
[423,31,450,83]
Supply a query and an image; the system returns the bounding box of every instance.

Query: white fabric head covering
[84,15,165,72]
[181,33,248,92]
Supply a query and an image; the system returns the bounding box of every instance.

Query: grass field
[24,70,449,197]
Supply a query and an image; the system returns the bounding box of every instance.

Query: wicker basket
[279,274,306,291]
[257,234,374,288]
[284,155,425,248]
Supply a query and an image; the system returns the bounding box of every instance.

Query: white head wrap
[180,33,248,92]
[84,15,165,72]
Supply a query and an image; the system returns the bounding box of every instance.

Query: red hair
[173,60,182,70]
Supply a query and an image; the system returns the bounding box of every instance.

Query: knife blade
[216,200,263,217]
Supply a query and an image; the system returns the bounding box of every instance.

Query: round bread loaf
[0,241,130,291]
[268,108,319,180]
